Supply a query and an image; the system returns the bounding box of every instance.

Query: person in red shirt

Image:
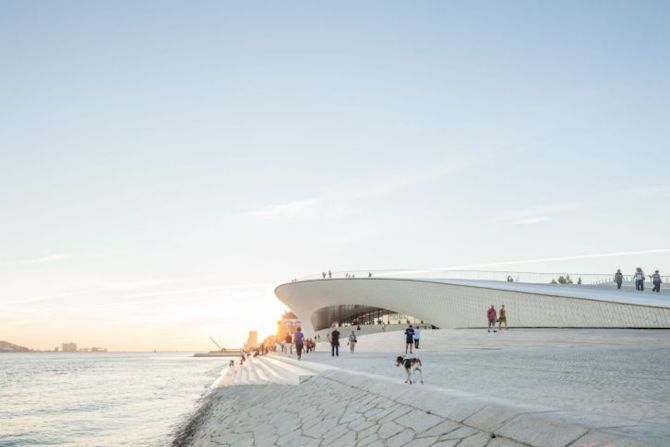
[487,305,497,333]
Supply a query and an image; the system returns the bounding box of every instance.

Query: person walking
[652,270,662,293]
[293,327,304,360]
[614,269,624,290]
[322,272,326,279]
[633,268,645,291]
[329,326,340,357]
[498,305,507,330]
[414,327,422,349]
[284,334,293,354]
[487,305,497,333]
[348,331,357,353]
[404,324,415,354]
[328,270,332,279]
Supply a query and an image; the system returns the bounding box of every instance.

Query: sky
[1,1,669,351]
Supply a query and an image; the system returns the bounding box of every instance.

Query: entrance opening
[310,304,432,331]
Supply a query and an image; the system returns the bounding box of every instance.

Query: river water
[0,353,229,447]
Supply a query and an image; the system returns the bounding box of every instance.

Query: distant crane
[209,337,224,351]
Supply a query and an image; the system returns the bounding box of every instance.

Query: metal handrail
[297,269,669,285]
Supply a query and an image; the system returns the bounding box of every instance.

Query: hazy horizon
[2,1,669,351]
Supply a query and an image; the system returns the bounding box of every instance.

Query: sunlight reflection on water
[0,353,229,446]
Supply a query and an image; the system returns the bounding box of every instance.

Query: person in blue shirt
[404,325,415,354]
[293,327,304,360]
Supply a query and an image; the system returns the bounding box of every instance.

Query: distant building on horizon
[62,342,77,352]
[245,331,258,350]
[276,311,300,340]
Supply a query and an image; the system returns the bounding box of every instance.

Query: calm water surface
[0,353,228,447]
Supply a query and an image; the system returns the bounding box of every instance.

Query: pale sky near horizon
[2,1,669,351]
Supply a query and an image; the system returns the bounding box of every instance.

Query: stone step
[254,358,295,385]
[246,360,260,383]
[239,363,250,384]
[250,360,271,383]
[233,365,245,385]
[257,357,303,385]
[215,355,324,387]
[267,353,334,374]
[261,355,320,383]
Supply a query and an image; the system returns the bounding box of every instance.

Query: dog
[395,355,424,384]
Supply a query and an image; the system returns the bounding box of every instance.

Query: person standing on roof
[652,270,662,293]
[634,268,645,291]
[614,269,624,289]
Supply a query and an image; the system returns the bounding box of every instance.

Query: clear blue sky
[1,1,669,350]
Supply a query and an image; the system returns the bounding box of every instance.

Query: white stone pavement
[176,330,666,446]
[302,329,670,445]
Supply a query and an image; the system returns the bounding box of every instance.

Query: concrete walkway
[297,329,670,445]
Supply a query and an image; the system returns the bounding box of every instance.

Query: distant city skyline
[2,1,669,350]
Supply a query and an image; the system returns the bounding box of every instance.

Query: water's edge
[172,389,222,447]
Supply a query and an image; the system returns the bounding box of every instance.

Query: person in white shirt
[633,267,646,291]
[414,327,422,349]
[347,331,357,352]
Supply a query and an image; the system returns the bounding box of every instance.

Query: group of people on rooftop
[320,270,373,279]
[307,268,665,293]
[616,268,663,292]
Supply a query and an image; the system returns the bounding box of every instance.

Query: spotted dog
[395,355,424,384]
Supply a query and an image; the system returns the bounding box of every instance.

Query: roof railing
[296,269,669,286]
